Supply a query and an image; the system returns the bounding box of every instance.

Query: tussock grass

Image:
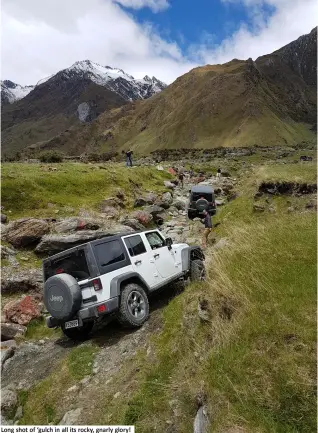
[1,162,171,219]
[23,318,61,341]
[254,162,317,184]
[101,163,316,432]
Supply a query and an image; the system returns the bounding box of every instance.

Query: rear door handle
[135,260,142,265]
[154,254,160,259]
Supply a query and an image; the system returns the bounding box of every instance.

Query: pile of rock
[1,216,134,256]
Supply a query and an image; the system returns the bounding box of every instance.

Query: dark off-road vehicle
[43,229,206,340]
[187,185,217,220]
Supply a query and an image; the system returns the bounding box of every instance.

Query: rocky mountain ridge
[1,80,34,105]
[1,28,316,157]
[35,60,166,102]
[1,61,167,156]
[34,28,316,156]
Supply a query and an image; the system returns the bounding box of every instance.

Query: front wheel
[190,259,206,281]
[61,321,94,341]
[117,283,149,328]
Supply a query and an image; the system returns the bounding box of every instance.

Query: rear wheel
[190,259,206,281]
[117,283,149,328]
[61,321,94,341]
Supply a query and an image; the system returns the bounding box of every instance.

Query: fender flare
[181,246,205,271]
[109,272,150,298]
[188,246,205,261]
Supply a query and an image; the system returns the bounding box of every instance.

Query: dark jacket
[201,213,212,228]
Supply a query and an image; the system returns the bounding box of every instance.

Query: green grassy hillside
[2,30,316,157]
[81,162,316,432]
[28,48,316,156]
[14,159,317,431]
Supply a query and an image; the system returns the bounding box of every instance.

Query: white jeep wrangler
[43,229,206,340]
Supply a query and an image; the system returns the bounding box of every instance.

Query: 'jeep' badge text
[50,295,63,302]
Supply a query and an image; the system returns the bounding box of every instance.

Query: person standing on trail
[122,150,133,167]
[200,209,212,249]
[217,167,221,179]
[178,171,184,188]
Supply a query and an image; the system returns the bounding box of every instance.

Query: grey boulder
[1,388,18,417]
[1,347,15,372]
[1,323,27,341]
[59,408,82,425]
[53,217,101,233]
[1,269,42,294]
[193,406,209,433]
[35,226,133,255]
[4,218,49,248]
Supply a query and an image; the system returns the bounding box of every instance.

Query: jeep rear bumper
[46,297,119,328]
[188,208,216,216]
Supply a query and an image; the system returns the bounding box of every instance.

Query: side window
[94,240,125,268]
[124,235,146,257]
[146,232,165,250]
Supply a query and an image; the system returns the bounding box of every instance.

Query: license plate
[64,319,79,329]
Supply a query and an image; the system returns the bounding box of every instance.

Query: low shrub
[38,151,64,163]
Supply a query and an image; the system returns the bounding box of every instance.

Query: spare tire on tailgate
[44,273,82,321]
[195,198,209,212]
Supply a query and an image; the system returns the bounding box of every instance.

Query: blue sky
[123,0,275,51]
[2,0,317,84]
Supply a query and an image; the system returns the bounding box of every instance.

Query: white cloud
[1,0,316,87]
[1,0,194,85]
[194,0,318,64]
[114,0,170,12]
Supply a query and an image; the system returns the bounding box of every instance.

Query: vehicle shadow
[54,281,187,350]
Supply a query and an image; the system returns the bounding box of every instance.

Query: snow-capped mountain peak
[2,60,167,105]
[62,60,136,85]
[1,80,34,104]
[54,60,167,101]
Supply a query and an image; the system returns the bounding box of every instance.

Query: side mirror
[165,237,173,250]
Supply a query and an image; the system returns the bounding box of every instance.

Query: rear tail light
[97,304,106,313]
[92,278,102,291]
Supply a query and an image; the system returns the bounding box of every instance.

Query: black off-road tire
[61,321,94,341]
[117,283,149,328]
[190,259,206,281]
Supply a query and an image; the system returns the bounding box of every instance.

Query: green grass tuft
[24,318,61,341]
[67,345,97,381]
[19,343,99,424]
